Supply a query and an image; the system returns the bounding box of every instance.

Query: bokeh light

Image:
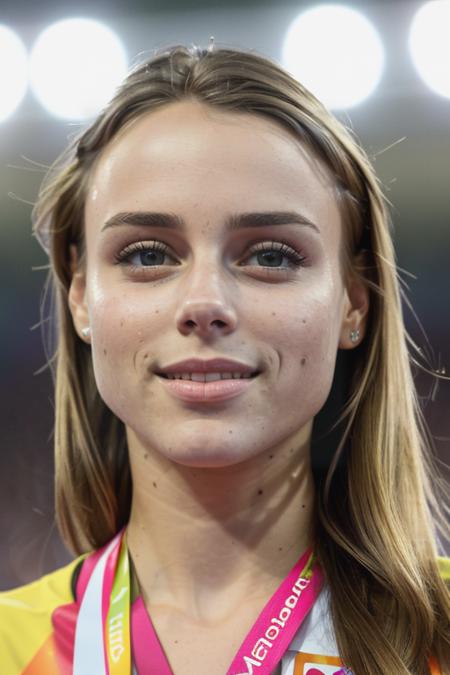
[0,25,28,123]
[409,1,450,99]
[282,3,385,109]
[29,17,128,120]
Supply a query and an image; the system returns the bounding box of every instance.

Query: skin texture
[68,100,369,673]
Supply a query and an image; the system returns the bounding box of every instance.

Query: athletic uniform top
[1,547,448,674]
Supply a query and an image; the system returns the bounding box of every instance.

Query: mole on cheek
[301,357,307,366]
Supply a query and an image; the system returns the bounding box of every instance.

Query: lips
[155,357,260,378]
[156,371,258,402]
[159,372,256,381]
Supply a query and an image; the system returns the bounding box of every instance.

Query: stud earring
[350,328,360,344]
[81,326,91,338]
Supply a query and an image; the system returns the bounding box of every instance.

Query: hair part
[32,44,450,674]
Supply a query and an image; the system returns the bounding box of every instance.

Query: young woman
[1,43,449,675]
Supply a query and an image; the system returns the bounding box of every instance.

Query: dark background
[1,0,449,590]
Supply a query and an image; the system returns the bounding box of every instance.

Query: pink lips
[156,375,258,402]
[154,355,261,403]
[155,357,258,377]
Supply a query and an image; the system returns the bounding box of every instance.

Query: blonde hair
[32,44,450,673]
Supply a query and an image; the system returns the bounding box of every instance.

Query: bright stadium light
[281,4,385,109]
[409,1,450,99]
[29,18,128,120]
[0,25,28,122]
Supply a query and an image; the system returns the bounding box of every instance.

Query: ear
[338,271,370,350]
[68,244,91,343]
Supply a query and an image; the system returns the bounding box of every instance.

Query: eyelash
[113,240,307,274]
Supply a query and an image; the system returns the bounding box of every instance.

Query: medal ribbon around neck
[73,528,324,675]
[104,530,132,674]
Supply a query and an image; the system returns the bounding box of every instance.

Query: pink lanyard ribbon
[74,528,325,674]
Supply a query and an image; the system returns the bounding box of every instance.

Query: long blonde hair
[32,44,450,674]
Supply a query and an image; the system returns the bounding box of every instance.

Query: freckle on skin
[103,349,107,356]
[269,454,274,459]
[144,453,148,459]
[301,358,306,366]
[302,504,305,509]
[278,547,283,552]
[120,321,124,327]
[257,489,263,495]
[302,319,306,324]
[153,481,157,488]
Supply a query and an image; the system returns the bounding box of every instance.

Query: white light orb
[29,18,128,120]
[409,1,450,99]
[0,25,28,122]
[282,4,385,109]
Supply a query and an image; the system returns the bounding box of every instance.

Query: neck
[126,426,315,623]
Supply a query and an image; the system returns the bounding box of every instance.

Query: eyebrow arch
[101,210,321,235]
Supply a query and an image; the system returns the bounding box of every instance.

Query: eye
[114,240,307,274]
[243,241,306,270]
[114,241,176,268]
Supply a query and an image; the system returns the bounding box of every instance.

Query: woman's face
[69,100,367,468]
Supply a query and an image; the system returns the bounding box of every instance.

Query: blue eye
[115,241,174,268]
[131,245,170,267]
[114,240,306,273]
[245,242,306,269]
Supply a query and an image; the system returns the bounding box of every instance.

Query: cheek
[87,288,157,410]
[269,284,342,357]
[269,289,343,407]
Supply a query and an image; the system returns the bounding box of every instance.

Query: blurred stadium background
[1,0,449,589]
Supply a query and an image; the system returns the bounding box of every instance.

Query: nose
[174,262,238,339]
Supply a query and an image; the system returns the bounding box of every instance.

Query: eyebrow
[101,210,321,235]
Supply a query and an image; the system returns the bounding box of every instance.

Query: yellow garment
[0,555,449,674]
[0,555,85,673]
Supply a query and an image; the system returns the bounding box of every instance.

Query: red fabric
[51,601,79,674]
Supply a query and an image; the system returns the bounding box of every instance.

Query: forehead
[86,100,341,242]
